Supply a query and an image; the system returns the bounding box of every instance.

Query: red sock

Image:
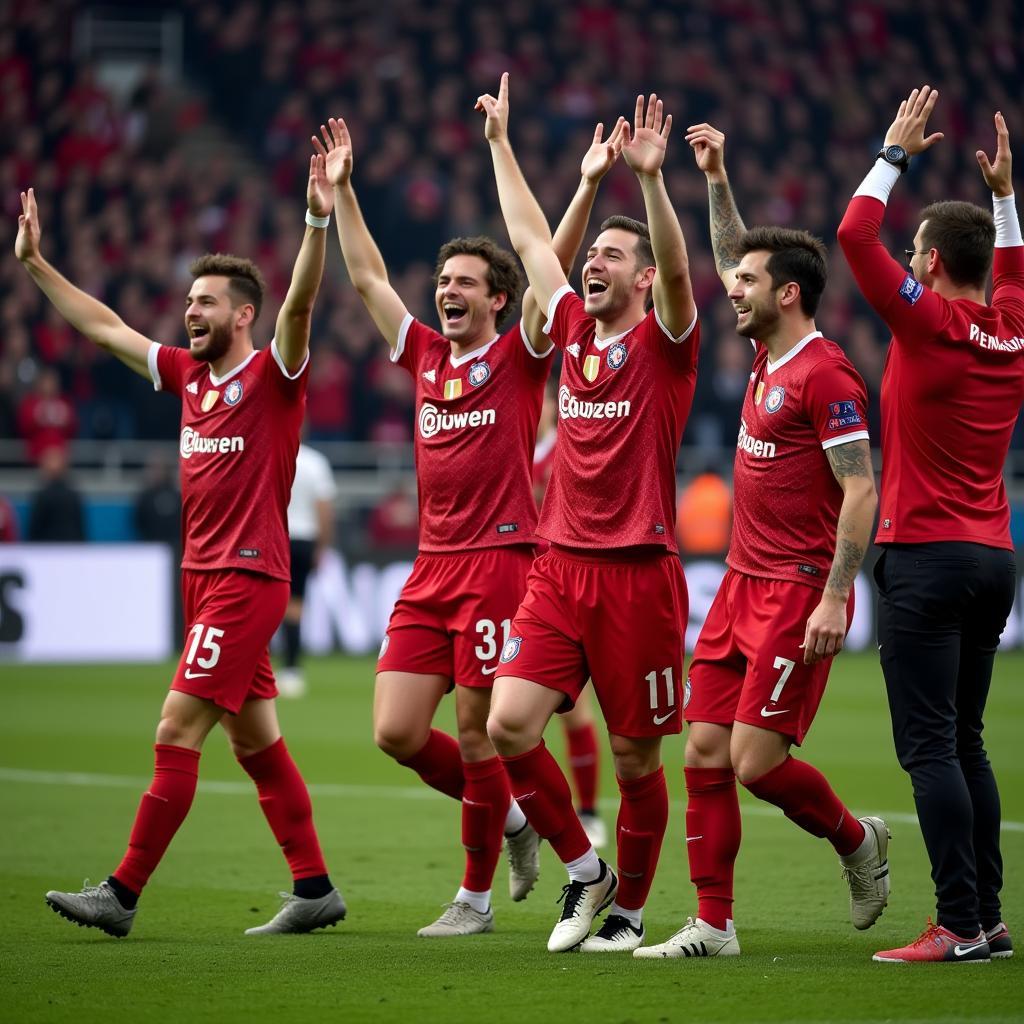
[398,729,465,801]
[614,767,669,912]
[113,744,201,895]
[461,757,511,893]
[499,742,591,864]
[743,755,864,856]
[684,766,741,929]
[238,738,328,880]
[566,723,599,811]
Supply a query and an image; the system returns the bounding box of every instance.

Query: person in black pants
[839,87,1024,962]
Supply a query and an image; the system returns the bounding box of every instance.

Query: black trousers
[874,542,1016,935]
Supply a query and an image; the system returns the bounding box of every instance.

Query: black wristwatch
[876,144,910,173]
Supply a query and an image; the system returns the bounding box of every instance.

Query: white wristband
[993,193,1022,248]
[305,209,330,229]
[853,160,901,206]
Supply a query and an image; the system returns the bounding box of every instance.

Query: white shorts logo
[684,675,692,709]
[379,634,390,658]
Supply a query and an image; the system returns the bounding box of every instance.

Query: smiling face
[727,251,782,339]
[434,253,505,345]
[582,227,651,319]
[184,276,243,363]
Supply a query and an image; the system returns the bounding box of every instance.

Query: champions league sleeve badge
[765,384,785,414]
[224,379,244,406]
[606,341,628,370]
[468,361,491,387]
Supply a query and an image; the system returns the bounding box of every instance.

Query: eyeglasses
[904,249,928,265]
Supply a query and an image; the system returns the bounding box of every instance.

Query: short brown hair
[189,253,267,321]
[433,237,523,329]
[739,226,827,317]
[919,201,995,288]
[599,215,654,269]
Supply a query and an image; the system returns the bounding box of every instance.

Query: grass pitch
[1,652,1021,1023]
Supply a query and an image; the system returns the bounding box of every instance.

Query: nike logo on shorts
[685,835,703,843]
[184,669,211,679]
[653,709,677,726]
[760,707,788,718]
[480,665,498,675]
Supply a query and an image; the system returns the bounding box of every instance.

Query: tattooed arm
[802,439,877,665]
[685,122,747,289]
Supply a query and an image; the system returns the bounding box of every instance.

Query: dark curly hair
[433,237,524,329]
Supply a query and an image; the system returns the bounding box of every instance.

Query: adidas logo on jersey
[566,343,581,358]
[558,385,631,421]
[418,402,496,439]
[736,418,777,458]
[423,369,437,383]
[186,381,199,394]
[180,425,245,459]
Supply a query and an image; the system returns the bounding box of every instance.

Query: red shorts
[494,547,688,738]
[377,546,536,688]
[685,568,853,744]
[171,569,289,714]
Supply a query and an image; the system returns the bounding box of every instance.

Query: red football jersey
[839,196,1024,549]
[727,332,870,589]
[149,341,306,581]
[538,286,700,551]
[392,316,551,551]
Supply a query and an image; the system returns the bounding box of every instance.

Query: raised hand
[685,122,726,179]
[621,93,673,178]
[883,85,944,156]
[475,72,510,143]
[307,152,331,216]
[580,118,625,182]
[15,188,41,263]
[312,117,354,189]
[977,111,1013,198]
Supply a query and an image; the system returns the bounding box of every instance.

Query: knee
[610,736,661,780]
[374,719,425,762]
[486,709,537,757]
[229,735,267,761]
[458,723,494,762]
[155,714,199,750]
[684,730,730,771]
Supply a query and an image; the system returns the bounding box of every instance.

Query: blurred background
[1,0,1023,661]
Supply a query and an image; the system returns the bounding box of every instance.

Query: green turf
[1,652,1021,1023]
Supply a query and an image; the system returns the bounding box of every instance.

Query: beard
[189,319,233,363]
[735,301,780,339]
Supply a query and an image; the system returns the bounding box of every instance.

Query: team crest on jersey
[566,342,581,358]
[606,342,628,371]
[684,676,692,709]
[583,355,601,382]
[444,378,463,400]
[500,636,522,662]
[764,385,785,414]
[186,381,198,395]
[754,381,765,405]
[223,380,243,406]
[468,361,491,387]
[201,390,220,412]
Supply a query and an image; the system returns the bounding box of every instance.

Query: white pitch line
[2,766,1023,834]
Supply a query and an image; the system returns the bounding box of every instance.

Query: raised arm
[314,118,409,349]
[16,188,154,379]
[686,122,748,291]
[477,73,569,319]
[522,118,625,347]
[621,94,696,337]
[803,439,877,665]
[274,152,330,373]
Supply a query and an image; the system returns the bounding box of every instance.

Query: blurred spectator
[676,468,732,556]
[0,493,18,541]
[134,452,181,547]
[27,445,84,541]
[16,366,77,463]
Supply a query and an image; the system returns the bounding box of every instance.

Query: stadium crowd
[2,0,1022,460]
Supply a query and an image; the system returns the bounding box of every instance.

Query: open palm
[312,117,354,188]
[580,118,625,182]
[622,94,672,177]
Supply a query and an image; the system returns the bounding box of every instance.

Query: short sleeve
[804,358,871,450]
[151,343,189,396]
[650,309,700,372]
[391,315,443,374]
[265,341,309,400]
[508,321,553,382]
[542,286,590,351]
